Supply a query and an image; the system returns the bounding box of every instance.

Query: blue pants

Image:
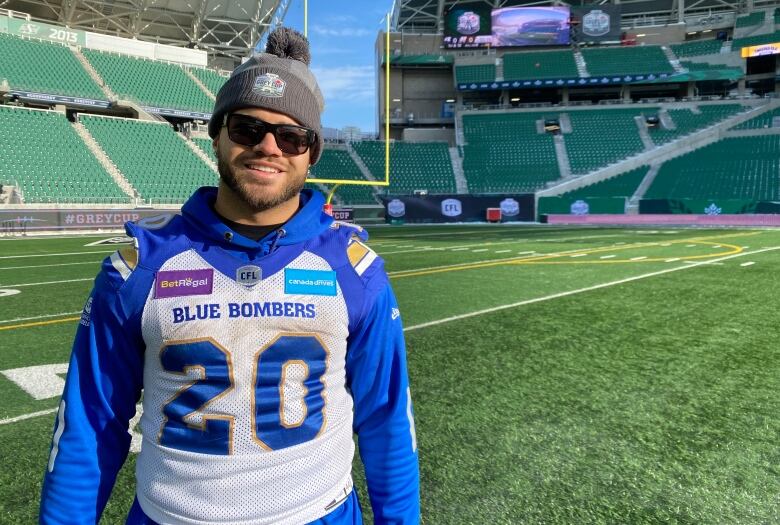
[126,490,364,524]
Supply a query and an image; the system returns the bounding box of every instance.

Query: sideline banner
[380,194,535,223]
[0,209,176,234]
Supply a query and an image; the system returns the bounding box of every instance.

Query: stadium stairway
[344,143,376,182]
[627,163,662,212]
[538,99,780,198]
[180,133,218,172]
[70,47,116,101]
[553,135,572,179]
[183,69,217,102]
[661,46,687,74]
[448,147,468,193]
[72,121,135,199]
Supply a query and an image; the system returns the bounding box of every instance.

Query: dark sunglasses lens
[276,127,310,154]
[228,117,266,147]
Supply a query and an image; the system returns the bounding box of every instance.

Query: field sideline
[1,225,778,523]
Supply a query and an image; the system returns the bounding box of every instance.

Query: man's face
[213,107,312,213]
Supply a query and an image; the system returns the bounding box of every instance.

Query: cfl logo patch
[237,265,262,288]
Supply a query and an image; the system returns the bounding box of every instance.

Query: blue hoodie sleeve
[39,260,145,524]
[345,276,420,525]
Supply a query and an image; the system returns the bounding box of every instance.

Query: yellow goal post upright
[299,1,392,210]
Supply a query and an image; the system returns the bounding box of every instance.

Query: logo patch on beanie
[253,73,286,98]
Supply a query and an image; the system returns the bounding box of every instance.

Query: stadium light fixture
[510,97,520,102]
[393,98,402,102]
[445,99,455,103]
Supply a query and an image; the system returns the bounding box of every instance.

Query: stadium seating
[0,33,105,100]
[352,141,456,195]
[560,166,649,199]
[645,135,780,200]
[462,112,559,193]
[309,148,378,205]
[649,104,744,144]
[775,8,780,24]
[81,115,217,202]
[0,106,127,203]
[83,50,213,112]
[565,109,646,174]
[192,137,217,163]
[670,40,723,58]
[732,30,780,53]
[455,64,496,84]
[732,107,780,129]
[188,67,228,97]
[503,50,578,80]
[735,11,766,28]
[581,46,674,77]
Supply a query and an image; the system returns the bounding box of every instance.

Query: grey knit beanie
[209,27,325,165]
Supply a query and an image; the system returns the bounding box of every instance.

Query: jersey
[39,187,420,525]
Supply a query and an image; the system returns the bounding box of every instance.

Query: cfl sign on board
[741,43,780,58]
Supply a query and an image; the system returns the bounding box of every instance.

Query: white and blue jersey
[39,188,419,525]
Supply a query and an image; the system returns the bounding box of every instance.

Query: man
[40,27,419,524]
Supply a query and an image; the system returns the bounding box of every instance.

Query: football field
[1,225,779,523]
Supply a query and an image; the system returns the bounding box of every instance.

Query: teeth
[247,164,279,173]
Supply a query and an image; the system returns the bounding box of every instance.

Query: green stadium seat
[581,46,674,77]
[503,50,578,80]
[0,33,105,100]
[352,142,456,195]
[646,135,780,200]
[462,112,559,193]
[455,64,496,84]
[83,50,213,112]
[0,106,127,204]
[308,148,378,205]
[565,109,647,174]
[735,11,766,28]
[81,115,217,203]
[188,67,228,97]
[650,104,744,145]
[561,166,649,199]
[670,40,723,58]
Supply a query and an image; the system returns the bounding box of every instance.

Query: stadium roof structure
[391,0,780,33]
[0,0,289,59]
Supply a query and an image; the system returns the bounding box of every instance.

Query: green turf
[1,226,779,523]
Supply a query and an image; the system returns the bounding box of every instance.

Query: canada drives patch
[253,73,286,97]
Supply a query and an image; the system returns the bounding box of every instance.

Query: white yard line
[0,250,114,260]
[472,249,489,253]
[403,246,780,333]
[600,255,616,259]
[0,311,81,325]
[665,258,680,262]
[740,262,755,267]
[630,256,647,261]
[571,253,587,258]
[376,234,621,256]
[495,250,512,254]
[3,278,93,288]
[0,261,102,271]
[0,408,58,425]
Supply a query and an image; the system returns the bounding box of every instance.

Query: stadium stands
[645,135,780,200]
[503,50,578,80]
[671,40,724,58]
[455,64,496,84]
[462,112,559,193]
[352,141,456,195]
[561,166,649,199]
[81,115,216,202]
[735,10,766,28]
[0,106,127,203]
[732,30,780,53]
[0,33,106,100]
[564,109,646,174]
[732,107,780,129]
[581,46,674,76]
[650,104,744,144]
[83,50,213,112]
[308,148,378,205]
[192,137,217,163]
[188,67,228,97]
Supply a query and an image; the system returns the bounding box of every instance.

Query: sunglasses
[224,113,316,155]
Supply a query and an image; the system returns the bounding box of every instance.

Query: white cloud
[312,65,375,102]
[311,25,373,38]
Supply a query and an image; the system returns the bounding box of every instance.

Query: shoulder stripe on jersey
[119,247,138,270]
[110,249,135,281]
[347,240,370,268]
[354,249,378,277]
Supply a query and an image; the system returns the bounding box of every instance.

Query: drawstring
[267,228,286,254]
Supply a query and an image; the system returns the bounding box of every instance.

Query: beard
[216,150,306,212]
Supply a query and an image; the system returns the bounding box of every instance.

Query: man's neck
[214,185,299,226]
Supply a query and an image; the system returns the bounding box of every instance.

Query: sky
[279,0,395,135]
